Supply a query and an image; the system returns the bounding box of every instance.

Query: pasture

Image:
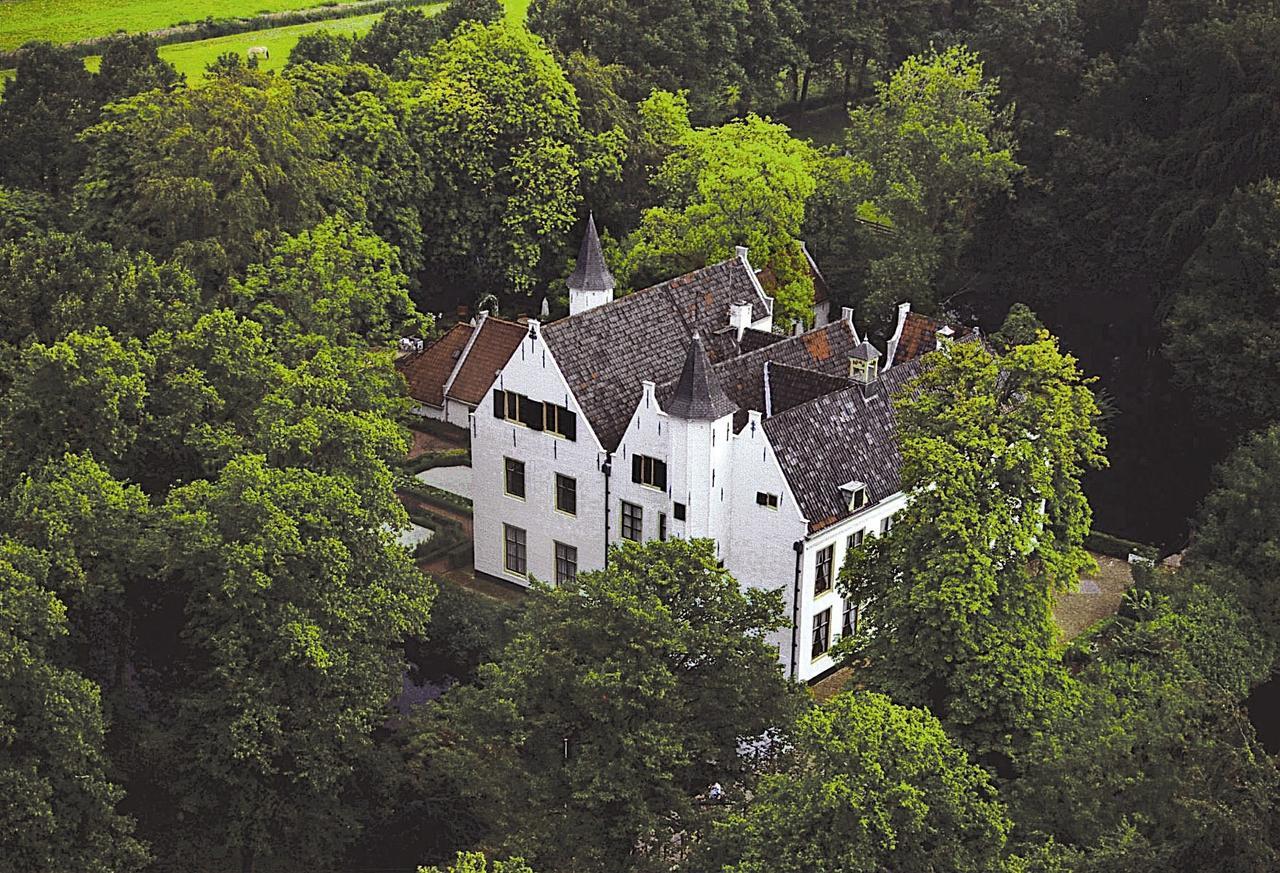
[0,0,326,52]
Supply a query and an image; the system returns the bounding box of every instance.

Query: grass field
[1,0,527,86]
[0,0,331,52]
[128,3,441,81]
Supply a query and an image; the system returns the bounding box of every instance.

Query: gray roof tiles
[566,213,615,293]
[667,333,737,420]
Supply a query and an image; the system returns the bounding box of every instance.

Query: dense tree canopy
[841,333,1104,763]
[711,691,1015,873]
[421,538,798,872]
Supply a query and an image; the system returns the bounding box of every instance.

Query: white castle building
[402,216,970,682]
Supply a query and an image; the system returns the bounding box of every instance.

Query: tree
[351,7,444,71]
[805,46,1020,326]
[421,538,799,872]
[0,231,198,347]
[232,214,427,348]
[288,30,354,66]
[420,852,536,873]
[621,98,818,325]
[74,68,358,291]
[0,42,97,195]
[0,538,148,873]
[840,333,1105,764]
[1010,569,1280,871]
[1185,424,1280,652]
[710,691,1015,873]
[94,35,181,103]
[0,328,152,483]
[136,454,433,873]
[404,22,623,300]
[1164,180,1280,428]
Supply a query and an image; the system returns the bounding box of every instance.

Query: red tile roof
[398,323,473,407]
[447,316,527,405]
[893,311,973,365]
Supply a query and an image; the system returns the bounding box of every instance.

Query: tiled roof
[542,257,770,450]
[566,213,615,293]
[710,319,862,415]
[764,356,929,533]
[891,311,973,366]
[766,362,850,416]
[667,333,737,420]
[397,322,474,407]
[447,316,528,406]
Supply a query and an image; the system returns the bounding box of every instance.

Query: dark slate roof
[397,322,474,406]
[764,355,930,533]
[566,213,615,293]
[446,316,528,405]
[766,362,850,416]
[667,333,737,420]
[710,319,863,415]
[542,257,770,450]
[850,340,880,361]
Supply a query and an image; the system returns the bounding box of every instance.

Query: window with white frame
[880,514,893,535]
[812,608,832,658]
[555,473,576,515]
[504,457,525,499]
[814,544,834,595]
[621,501,643,541]
[504,524,527,576]
[554,541,577,584]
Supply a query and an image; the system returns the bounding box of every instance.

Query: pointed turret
[567,213,615,316]
[667,333,736,420]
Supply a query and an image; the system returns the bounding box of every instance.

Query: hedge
[399,476,472,512]
[401,448,470,476]
[1085,530,1159,562]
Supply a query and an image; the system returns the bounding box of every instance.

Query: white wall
[471,321,608,586]
[409,403,446,422]
[793,491,908,681]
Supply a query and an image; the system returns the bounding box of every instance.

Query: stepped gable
[542,257,768,451]
[667,333,737,420]
[446,316,528,405]
[397,322,474,407]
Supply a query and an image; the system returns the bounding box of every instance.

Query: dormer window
[839,480,868,512]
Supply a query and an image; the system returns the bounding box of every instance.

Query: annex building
[401,217,971,682]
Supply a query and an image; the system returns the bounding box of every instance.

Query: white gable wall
[471,322,608,586]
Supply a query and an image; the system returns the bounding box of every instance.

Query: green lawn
[0,0,329,52]
[121,4,441,82]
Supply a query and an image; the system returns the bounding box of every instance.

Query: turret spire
[667,332,736,420]
[566,213,615,313]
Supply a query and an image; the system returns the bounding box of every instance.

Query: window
[621,501,643,541]
[554,541,577,585]
[555,473,576,515]
[880,514,893,535]
[846,530,864,552]
[504,457,525,499]
[673,502,686,521]
[659,513,667,541]
[493,389,546,431]
[812,608,832,658]
[756,491,779,510]
[504,524,527,576]
[842,599,860,637]
[544,403,577,440]
[631,454,667,490]
[814,545,834,595]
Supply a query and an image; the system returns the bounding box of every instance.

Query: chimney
[729,300,753,341]
[567,212,615,316]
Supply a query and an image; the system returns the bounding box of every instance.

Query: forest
[2,0,1280,871]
